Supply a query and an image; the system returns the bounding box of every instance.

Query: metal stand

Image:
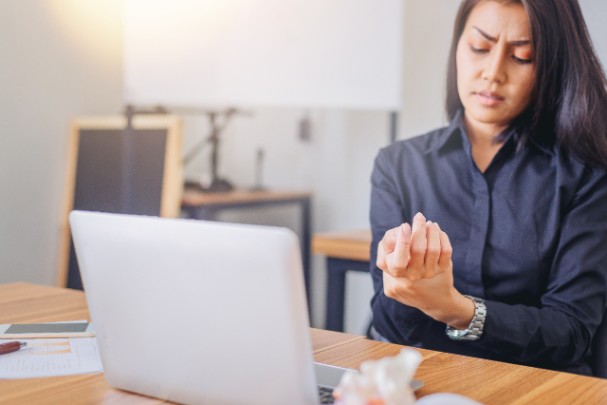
[183,108,245,192]
[203,110,236,192]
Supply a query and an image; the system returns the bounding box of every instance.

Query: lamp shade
[123,0,403,110]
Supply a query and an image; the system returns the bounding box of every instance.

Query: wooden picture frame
[57,115,183,288]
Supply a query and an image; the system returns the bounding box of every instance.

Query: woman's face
[456,0,536,134]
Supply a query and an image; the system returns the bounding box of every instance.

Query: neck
[464,119,507,147]
[463,116,508,173]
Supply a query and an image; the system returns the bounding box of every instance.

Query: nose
[482,49,507,84]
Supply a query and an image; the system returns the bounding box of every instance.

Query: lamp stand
[182,108,244,193]
[202,110,234,192]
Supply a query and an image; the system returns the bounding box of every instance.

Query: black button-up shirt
[370,112,607,375]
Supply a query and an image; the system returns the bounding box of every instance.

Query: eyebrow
[472,26,530,46]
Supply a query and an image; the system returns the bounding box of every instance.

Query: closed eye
[470,45,489,54]
[512,55,533,65]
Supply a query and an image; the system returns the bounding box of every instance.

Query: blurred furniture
[58,115,183,289]
[181,187,313,304]
[312,229,372,331]
[2,283,607,403]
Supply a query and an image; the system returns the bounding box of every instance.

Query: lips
[475,90,505,106]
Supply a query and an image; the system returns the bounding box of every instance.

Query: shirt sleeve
[476,165,607,369]
[369,147,436,343]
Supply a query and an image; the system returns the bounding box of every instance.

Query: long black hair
[446,0,607,168]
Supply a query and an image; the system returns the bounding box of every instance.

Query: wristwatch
[445,295,486,341]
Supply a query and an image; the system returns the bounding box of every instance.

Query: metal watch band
[445,295,486,341]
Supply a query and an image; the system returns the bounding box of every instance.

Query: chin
[465,109,512,128]
[467,98,527,124]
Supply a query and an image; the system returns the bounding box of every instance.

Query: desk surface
[312,229,371,261]
[315,338,607,404]
[0,283,361,405]
[181,188,312,207]
[1,283,606,404]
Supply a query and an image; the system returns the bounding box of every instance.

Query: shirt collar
[527,131,555,156]
[423,110,465,155]
[424,109,551,157]
[425,110,468,154]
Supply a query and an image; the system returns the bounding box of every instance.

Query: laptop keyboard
[317,385,335,404]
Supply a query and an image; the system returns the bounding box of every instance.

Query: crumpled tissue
[333,349,422,405]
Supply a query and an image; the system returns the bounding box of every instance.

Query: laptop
[70,210,346,405]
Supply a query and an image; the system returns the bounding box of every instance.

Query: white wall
[0,1,123,285]
[580,0,607,69]
[400,1,461,139]
[124,0,403,111]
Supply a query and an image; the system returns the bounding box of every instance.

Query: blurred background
[1,0,606,333]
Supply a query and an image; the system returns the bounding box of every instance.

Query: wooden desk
[315,337,607,404]
[0,283,361,404]
[2,283,607,404]
[312,229,372,331]
[181,188,313,308]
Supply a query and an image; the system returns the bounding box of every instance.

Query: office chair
[592,312,607,378]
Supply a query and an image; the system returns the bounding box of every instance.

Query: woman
[370,0,607,375]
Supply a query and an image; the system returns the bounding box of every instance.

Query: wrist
[446,295,487,341]
[431,290,475,329]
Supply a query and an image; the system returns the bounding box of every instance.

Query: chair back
[593,312,607,378]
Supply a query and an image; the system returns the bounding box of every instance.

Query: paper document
[0,338,103,379]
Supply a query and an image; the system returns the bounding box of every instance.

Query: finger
[381,226,400,253]
[412,212,426,230]
[407,213,427,279]
[424,221,441,278]
[438,229,453,274]
[383,271,396,300]
[376,226,400,270]
[376,240,388,271]
[386,223,411,277]
[383,270,408,302]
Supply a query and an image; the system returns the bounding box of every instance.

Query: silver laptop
[70,210,345,405]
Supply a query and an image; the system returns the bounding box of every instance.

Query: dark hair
[446,0,607,168]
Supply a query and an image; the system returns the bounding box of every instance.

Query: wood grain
[314,337,607,404]
[310,328,365,353]
[312,229,371,261]
[181,189,312,207]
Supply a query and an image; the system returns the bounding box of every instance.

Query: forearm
[477,300,594,367]
[375,290,595,369]
[371,291,434,344]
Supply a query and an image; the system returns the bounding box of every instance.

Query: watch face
[447,328,468,339]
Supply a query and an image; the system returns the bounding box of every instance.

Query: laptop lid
[70,210,317,405]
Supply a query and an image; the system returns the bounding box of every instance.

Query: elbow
[535,311,593,368]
